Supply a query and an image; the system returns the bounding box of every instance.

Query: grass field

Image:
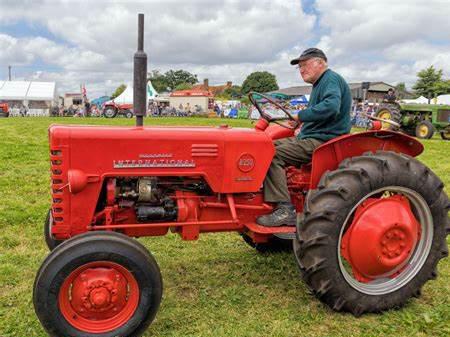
[0,117,449,337]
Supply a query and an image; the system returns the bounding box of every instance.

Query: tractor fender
[310,130,423,188]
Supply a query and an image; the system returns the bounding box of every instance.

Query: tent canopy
[106,81,158,105]
[401,96,428,104]
[0,81,56,101]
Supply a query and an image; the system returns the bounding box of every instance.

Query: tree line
[111,70,279,100]
[111,66,450,102]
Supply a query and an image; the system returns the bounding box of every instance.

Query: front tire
[415,120,434,139]
[34,231,162,337]
[44,209,63,251]
[103,107,117,118]
[294,151,449,316]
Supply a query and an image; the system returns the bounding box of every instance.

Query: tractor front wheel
[34,231,162,337]
[440,127,450,140]
[103,107,117,118]
[44,209,63,251]
[415,120,435,139]
[294,151,449,315]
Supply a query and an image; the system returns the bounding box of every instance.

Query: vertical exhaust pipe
[134,13,147,127]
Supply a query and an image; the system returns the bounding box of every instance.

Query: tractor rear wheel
[34,231,162,337]
[415,120,435,139]
[241,233,292,253]
[294,151,449,316]
[375,105,402,130]
[44,209,63,251]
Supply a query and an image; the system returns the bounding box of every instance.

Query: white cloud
[0,0,449,97]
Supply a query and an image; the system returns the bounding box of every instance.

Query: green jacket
[297,69,352,142]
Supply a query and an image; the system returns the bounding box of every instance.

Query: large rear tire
[34,231,162,337]
[375,104,402,131]
[294,151,449,316]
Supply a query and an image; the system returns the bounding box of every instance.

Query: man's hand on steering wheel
[248,92,300,130]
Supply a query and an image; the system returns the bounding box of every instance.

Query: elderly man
[257,48,352,227]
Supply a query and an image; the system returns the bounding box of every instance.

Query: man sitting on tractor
[257,48,352,227]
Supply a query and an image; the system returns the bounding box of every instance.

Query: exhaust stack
[133,13,147,127]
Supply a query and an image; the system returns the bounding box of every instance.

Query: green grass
[0,117,449,337]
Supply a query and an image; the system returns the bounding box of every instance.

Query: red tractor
[33,15,449,337]
[103,102,135,118]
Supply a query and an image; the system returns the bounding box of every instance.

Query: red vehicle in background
[0,103,9,117]
[102,102,134,118]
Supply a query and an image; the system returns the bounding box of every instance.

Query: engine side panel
[49,124,275,236]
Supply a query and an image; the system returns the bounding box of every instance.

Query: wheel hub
[341,195,420,282]
[71,267,128,319]
[59,261,139,333]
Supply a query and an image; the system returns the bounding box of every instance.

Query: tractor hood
[49,124,275,193]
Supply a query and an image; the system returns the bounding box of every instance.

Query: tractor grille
[191,144,218,157]
[50,148,67,230]
[437,109,450,123]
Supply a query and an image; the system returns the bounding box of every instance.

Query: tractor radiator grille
[191,144,219,157]
[437,109,450,123]
[50,148,67,229]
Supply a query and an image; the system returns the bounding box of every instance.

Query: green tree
[433,79,450,97]
[148,69,198,92]
[164,70,198,91]
[111,84,126,99]
[413,66,443,102]
[395,82,407,99]
[174,82,193,91]
[224,85,242,98]
[241,71,279,94]
[148,70,169,93]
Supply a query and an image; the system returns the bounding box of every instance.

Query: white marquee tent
[435,94,450,105]
[106,81,158,105]
[0,81,57,116]
[400,96,429,104]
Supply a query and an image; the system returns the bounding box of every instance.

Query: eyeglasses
[297,58,319,69]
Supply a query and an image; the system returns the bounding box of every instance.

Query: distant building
[192,79,233,96]
[169,89,214,112]
[63,92,83,108]
[268,82,414,103]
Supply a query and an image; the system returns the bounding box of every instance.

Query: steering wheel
[248,92,299,130]
[360,112,401,129]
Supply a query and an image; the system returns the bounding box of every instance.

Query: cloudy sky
[0,0,449,98]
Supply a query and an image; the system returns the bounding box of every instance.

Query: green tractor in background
[375,102,450,140]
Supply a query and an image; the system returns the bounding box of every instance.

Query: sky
[0,0,449,98]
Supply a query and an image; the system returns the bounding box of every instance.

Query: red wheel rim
[341,195,420,282]
[58,261,139,333]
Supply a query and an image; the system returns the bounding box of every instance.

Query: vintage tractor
[103,101,135,118]
[375,102,450,140]
[33,15,449,337]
